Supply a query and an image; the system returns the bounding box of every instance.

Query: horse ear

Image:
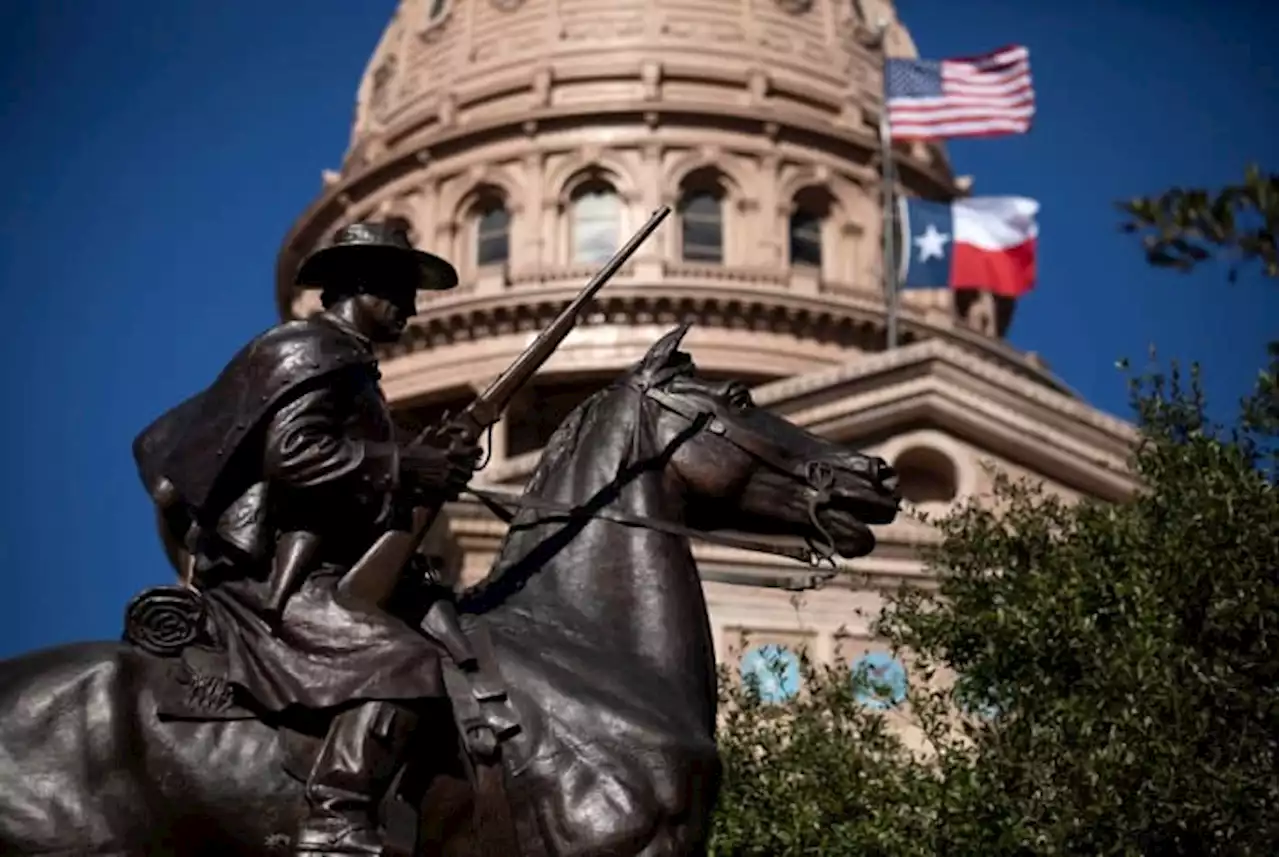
[639,323,691,371]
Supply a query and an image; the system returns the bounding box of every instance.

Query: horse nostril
[876,460,899,494]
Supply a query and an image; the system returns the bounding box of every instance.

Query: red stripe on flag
[951,238,1037,298]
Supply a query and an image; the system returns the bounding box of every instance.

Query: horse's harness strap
[467,487,814,566]
[640,378,841,569]
[439,622,526,856]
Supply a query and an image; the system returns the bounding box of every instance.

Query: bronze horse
[0,326,899,856]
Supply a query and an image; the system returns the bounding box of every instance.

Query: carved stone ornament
[369,54,397,113]
[775,0,814,13]
[419,0,453,41]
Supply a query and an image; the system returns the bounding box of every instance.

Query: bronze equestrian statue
[0,217,901,856]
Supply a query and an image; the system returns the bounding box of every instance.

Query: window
[474,202,509,266]
[850,652,908,710]
[893,446,958,504]
[739,644,801,703]
[370,56,396,111]
[427,0,448,21]
[570,183,620,264]
[383,215,415,243]
[789,209,822,267]
[679,191,723,263]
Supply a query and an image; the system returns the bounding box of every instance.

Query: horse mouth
[817,505,878,558]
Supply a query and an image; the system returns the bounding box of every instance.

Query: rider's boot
[293,701,416,855]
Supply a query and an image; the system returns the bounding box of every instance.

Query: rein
[466,371,844,591]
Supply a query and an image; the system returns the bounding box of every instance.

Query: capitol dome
[275,0,1036,405]
[274,0,1136,673]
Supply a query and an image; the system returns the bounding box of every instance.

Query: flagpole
[875,20,899,350]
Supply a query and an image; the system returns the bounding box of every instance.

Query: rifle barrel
[456,205,672,436]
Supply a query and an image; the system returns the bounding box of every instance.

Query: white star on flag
[914,223,951,261]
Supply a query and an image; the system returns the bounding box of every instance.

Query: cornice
[747,340,1138,501]
[372,282,1065,395]
[753,338,1135,444]
[453,340,1137,503]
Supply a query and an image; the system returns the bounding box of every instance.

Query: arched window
[370,56,396,112]
[474,200,510,266]
[788,186,833,269]
[679,190,723,263]
[383,215,415,242]
[570,182,620,264]
[893,446,959,505]
[788,209,823,267]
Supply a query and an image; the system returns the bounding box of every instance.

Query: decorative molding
[753,338,1136,445]
[417,0,455,41]
[440,346,1135,504]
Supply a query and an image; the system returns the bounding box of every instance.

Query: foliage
[1117,164,1278,280]
[709,651,941,857]
[710,355,1278,856]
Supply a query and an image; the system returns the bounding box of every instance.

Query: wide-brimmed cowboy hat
[295,221,458,293]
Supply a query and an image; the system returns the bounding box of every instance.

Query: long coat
[133,313,443,712]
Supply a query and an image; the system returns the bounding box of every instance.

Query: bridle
[468,367,849,591]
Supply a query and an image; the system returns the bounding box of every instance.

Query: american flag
[884,45,1035,140]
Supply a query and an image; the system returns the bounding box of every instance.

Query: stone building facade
[274,0,1137,703]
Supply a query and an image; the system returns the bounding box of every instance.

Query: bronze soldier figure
[132,222,481,855]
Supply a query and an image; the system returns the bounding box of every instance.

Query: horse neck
[479,392,716,688]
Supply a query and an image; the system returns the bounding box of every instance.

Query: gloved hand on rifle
[399,440,483,502]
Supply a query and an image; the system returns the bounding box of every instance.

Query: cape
[133,317,376,523]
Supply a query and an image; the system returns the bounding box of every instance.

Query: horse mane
[458,380,628,611]
[516,387,608,506]
[459,351,695,612]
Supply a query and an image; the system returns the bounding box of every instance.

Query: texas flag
[898,196,1039,298]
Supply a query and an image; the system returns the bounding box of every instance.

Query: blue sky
[0,0,1274,657]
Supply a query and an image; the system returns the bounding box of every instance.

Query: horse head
[627,323,901,563]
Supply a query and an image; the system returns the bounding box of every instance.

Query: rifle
[336,205,672,609]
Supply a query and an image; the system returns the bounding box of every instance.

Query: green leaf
[1116,165,1278,282]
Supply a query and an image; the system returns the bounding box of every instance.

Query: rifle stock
[336,206,672,608]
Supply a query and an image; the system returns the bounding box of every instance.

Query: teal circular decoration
[851,652,908,710]
[739,645,801,703]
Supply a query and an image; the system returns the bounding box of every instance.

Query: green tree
[879,352,1278,855]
